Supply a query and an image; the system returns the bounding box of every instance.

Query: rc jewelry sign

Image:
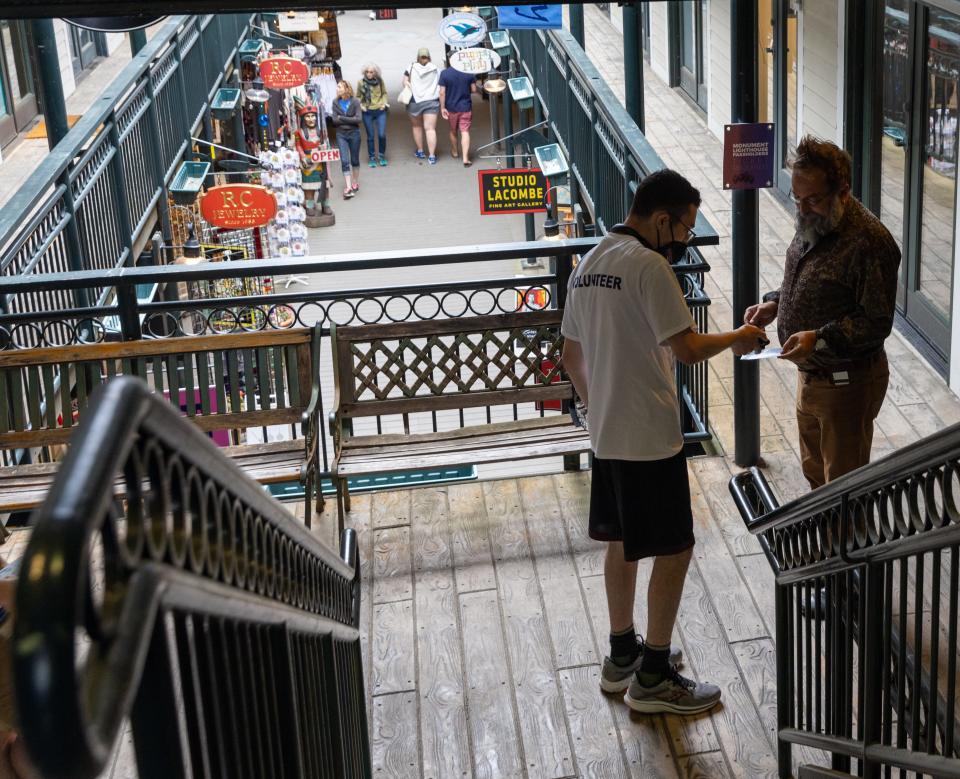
[260,56,309,89]
[478,168,547,215]
[200,185,278,229]
[449,47,501,74]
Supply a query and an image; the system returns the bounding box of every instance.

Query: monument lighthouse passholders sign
[723,123,776,189]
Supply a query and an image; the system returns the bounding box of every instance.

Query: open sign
[310,148,341,164]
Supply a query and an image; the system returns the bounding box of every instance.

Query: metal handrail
[728,432,960,777]
[13,376,369,778]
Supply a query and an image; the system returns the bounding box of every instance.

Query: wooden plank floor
[333,467,835,779]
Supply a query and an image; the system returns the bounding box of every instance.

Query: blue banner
[496,5,563,30]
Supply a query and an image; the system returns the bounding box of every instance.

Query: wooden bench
[0,328,326,524]
[329,309,590,528]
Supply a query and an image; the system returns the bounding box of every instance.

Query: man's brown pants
[796,354,890,490]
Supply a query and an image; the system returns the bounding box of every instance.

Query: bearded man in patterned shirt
[744,136,901,489]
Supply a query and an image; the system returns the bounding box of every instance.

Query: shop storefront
[0,20,38,149]
[879,0,960,364]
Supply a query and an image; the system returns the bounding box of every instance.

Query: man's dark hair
[629,169,701,220]
[791,135,852,193]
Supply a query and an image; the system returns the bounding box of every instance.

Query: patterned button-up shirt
[775,197,901,370]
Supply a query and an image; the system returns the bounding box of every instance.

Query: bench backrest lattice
[0,329,320,454]
[331,310,570,421]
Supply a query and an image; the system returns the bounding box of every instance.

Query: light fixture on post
[244,77,270,104]
[507,76,534,110]
[533,143,569,179]
[211,87,241,121]
[488,30,510,56]
[170,161,211,206]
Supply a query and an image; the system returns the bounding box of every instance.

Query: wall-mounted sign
[496,5,563,30]
[277,11,320,32]
[478,168,547,215]
[66,15,165,32]
[310,148,341,164]
[375,8,398,20]
[449,47,501,74]
[260,56,309,89]
[200,185,278,229]
[723,123,775,189]
[438,11,487,49]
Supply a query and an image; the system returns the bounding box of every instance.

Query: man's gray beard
[795,197,845,245]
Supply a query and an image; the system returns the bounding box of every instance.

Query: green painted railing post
[116,283,142,341]
[129,29,148,56]
[623,3,645,133]
[31,19,70,150]
[568,5,585,48]
[107,111,136,265]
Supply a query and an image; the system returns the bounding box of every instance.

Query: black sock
[638,642,671,685]
[609,625,640,666]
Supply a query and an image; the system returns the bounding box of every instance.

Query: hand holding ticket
[740,347,783,361]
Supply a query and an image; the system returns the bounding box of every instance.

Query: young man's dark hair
[629,169,702,220]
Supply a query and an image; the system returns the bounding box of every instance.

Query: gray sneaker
[600,643,683,693]
[625,667,722,715]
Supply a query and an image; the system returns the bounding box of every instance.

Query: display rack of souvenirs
[259,146,311,259]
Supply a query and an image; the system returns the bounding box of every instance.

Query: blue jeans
[336,129,361,172]
[362,109,387,160]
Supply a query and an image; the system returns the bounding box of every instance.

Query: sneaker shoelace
[665,666,696,691]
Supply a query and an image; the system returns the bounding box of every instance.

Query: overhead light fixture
[483,77,506,94]
[244,77,270,103]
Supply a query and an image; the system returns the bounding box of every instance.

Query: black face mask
[656,219,689,263]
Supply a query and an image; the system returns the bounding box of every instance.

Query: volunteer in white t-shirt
[561,169,764,716]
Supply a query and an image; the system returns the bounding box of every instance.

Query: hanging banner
[449,47,501,74]
[260,56,309,89]
[723,123,776,190]
[438,11,487,48]
[200,185,278,229]
[278,11,320,32]
[478,168,547,215]
[496,5,563,30]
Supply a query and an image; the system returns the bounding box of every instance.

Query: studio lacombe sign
[200,185,277,229]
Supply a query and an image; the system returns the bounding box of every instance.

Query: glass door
[678,0,707,111]
[881,1,959,361]
[759,0,800,193]
[70,25,97,74]
[0,21,38,149]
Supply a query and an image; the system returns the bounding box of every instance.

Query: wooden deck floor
[332,465,831,779]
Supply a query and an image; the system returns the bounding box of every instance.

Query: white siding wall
[53,19,77,99]
[106,32,126,55]
[801,0,843,143]
[707,0,731,139]
[649,2,671,83]
[610,5,624,35]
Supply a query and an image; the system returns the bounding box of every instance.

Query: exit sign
[375,8,398,20]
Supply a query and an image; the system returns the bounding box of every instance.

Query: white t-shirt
[561,232,696,461]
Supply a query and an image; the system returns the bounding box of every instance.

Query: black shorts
[589,450,695,561]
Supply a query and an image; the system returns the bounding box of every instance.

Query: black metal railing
[0,241,713,477]
[730,428,960,778]
[13,376,370,778]
[509,26,720,246]
[0,13,255,319]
